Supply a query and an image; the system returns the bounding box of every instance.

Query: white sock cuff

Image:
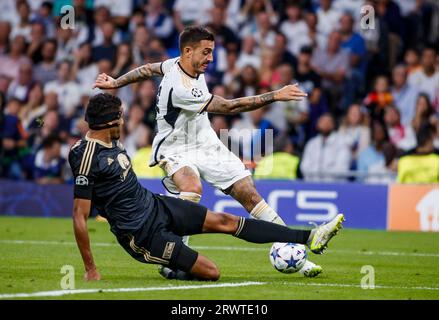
[250,200,269,219]
[179,191,202,203]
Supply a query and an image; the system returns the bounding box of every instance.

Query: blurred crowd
[1,0,439,185]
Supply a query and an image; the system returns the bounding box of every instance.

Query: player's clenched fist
[84,268,101,281]
[93,73,117,89]
[274,84,308,101]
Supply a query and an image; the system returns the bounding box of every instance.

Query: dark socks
[234,217,311,244]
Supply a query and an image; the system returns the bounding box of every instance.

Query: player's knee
[205,264,220,281]
[218,213,239,233]
[180,179,202,195]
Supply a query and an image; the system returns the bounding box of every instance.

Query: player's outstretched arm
[73,198,101,281]
[93,62,163,89]
[205,84,307,115]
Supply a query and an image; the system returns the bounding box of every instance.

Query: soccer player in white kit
[94,26,323,277]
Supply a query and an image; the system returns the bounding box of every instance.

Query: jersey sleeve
[172,85,214,113]
[160,57,179,75]
[68,143,97,200]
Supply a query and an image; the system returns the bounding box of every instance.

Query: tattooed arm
[205,84,307,115]
[93,62,163,89]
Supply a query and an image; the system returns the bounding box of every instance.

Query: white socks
[250,200,286,226]
[179,192,202,246]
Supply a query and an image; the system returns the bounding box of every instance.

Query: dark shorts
[116,195,207,272]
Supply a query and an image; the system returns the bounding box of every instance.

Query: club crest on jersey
[107,157,114,166]
[191,88,203,98]
[117,153,130,170]
[75,175,88,186]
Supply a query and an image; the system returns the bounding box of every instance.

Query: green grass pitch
[0,216,438,300]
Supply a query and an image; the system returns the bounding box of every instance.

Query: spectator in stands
[391,64,419,125]
[404,48,421,75]
[55,24,77,63]
[266,63,309,149]
[254,134,300,180]
[238,0,278,40]
[206,6,239,52]
[411,93,437,134]
[94,0,132,30]
[72,42,99,94]
[44,60,81,119]
[311,31,350,115]
[33,135,66,184]
[338,103,371,165]
[144,0,174,46]
[295,46,327,140]
[173,0,213,32]
[236,36,260,70]
[383,105,416,151]
[33,39,58,86]
[230,88,278,162]
[408,47,439,104]
[135,79,158,131]
[7,61,34,103]
[92,21,118,62]
[18,83,44,129]
[363,75,393,121]
[242,11,276,51]
[357,120,390,180]
[32,1,55,38]
[364,141,397,184]
[10,0,32,42]
[300,113,351,182]
[229,64,260,98]
[26,21,46,64]
[1,98,30,179]
[0,35,31,81]
[397,123,439,183]
[0,21,11,54]
[222,50,240,89]
[131,25,151,65]
[273,32,297,71]
[131,125,165,178]
[279,3,309,57]
[339,12,367,109]
[124,103,148,157]
[316,0,342,47]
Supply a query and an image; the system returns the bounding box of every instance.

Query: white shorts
[158,142,251,194]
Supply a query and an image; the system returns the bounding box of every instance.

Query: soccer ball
[269,242,307,273]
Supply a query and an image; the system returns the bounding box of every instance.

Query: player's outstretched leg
[228,177,323,277]
[202,210,344,253]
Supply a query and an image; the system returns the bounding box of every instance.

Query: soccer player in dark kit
[69,93,344,281]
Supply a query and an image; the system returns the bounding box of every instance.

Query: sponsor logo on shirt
[191,88,203,98]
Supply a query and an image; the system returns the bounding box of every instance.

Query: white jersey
[148,57,251,192]
[149,57,217,166]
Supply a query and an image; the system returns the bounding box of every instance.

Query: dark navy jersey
[68,134,155,235]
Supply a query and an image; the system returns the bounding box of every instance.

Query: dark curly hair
[86,93,121,119]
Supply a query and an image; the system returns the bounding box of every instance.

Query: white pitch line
[281,282,439,291]
[0,281,265,299]
[0,240,438,258]
[2,281,439,299]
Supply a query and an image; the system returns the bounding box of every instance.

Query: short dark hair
[179,26,215,52]
[42,134,61,149]
[86,93,121,121]
[416,123,435,147]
